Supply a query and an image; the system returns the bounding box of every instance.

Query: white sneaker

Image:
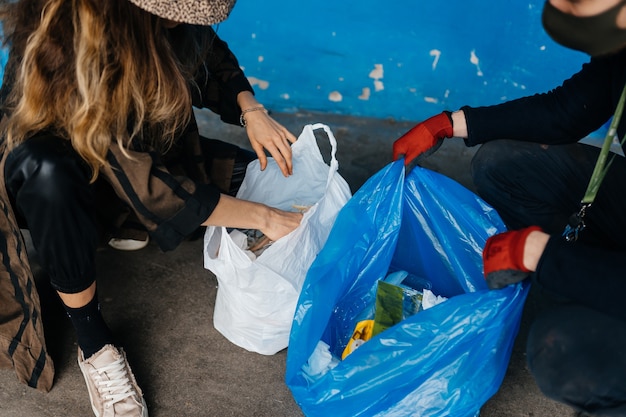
[78,344,148,417]
[107,236,149,251]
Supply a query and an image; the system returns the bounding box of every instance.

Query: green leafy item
[372,280,423,337]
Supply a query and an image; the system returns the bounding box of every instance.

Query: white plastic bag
[203,123,352,355]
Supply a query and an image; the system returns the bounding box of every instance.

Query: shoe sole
[108,237,150,251]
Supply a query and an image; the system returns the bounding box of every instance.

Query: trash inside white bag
[203,124,352,355]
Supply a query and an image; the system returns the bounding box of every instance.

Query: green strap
[582,83,626,204]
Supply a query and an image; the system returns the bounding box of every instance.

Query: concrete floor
[0,109,579,417]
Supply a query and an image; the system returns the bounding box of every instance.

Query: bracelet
[240,106,267,127]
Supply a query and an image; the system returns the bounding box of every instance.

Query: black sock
[63,294,115,359]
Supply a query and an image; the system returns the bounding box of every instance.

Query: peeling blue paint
[0,2,589,125]
[218,1,588,122]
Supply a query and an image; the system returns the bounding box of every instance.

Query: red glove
[392,112,454,165]
[483,226,543,290]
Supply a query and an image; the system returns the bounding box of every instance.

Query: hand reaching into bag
[392,112,454,165]
[237,91,297,178]
[244,109,297,177]
[483,226,549,289]
[202,194,303,242]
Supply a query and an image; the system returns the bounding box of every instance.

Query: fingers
[261,140,291,176]
[251,134,292,176]
[274,136,293,175]
[392,146,403,161]
[392,142,414,166]
[245,113,296,176]
[284,130,298,144]
[251,142,268,171]
[392,151,410,166]
[392,146,411,165]
[485,270,530,290]
[275,155,291,177]
[392,137,410,162]
[268,130,293,174]
[250,132,294,176]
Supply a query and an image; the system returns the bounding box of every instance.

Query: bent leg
[6,135,148,415]
[527,305,626,416]
[5,134,99,293]
[5,134,114,357]
[471,140,626,249]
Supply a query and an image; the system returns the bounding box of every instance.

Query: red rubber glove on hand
[392,111,454,165]
[483,226,543,290]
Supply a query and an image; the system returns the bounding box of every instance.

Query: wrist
[451,110,468,138]
[522,230,549,272]
[240,106,268,127]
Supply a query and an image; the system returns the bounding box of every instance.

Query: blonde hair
[1,0,206,181]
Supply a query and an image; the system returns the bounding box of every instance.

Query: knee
[5,135,91,206]
[526,313,573,401]
[525,306,622,410]
[470,141,509,192]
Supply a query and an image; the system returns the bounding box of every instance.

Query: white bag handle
[297,123,339,188]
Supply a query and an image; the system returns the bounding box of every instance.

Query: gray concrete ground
[0,109,579,417]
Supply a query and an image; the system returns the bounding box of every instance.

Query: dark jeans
[5,135,99,294]
[471,140,626,248]
[5,134,255,294]
[527,306,626,417]
[471,140,626,416]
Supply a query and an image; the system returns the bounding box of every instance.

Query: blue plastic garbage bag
[286,160,530,417]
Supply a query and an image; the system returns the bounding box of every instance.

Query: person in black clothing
[393,0,626,415]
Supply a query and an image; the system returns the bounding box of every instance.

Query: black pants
[5,134,255,294]
[471,140,626,416]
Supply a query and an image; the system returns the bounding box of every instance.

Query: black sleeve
[463,53,625,146]
[189,27,254,125]
[101,144,222,252]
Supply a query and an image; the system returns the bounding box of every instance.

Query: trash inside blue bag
[371,274,429,337]
[286,161,530,417]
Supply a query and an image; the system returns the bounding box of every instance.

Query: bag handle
[303,123,339,188]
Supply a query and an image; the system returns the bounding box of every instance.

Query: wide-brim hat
[128,0,237,26]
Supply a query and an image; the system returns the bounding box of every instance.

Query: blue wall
[0,2,589,125]
[217,0,588,122]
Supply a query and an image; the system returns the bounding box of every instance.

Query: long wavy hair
[0,0,210,181]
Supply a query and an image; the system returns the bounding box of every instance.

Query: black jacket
[464,50,626,322]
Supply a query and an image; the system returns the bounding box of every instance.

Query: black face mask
[542,0,626,56]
